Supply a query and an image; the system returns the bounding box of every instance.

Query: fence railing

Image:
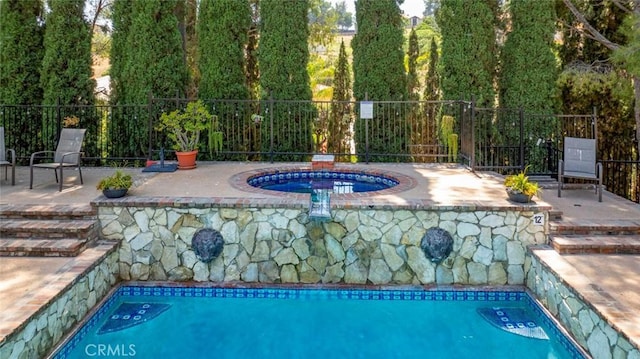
[1,99,637,203]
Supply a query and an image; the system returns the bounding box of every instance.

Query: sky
[330,0,426,18]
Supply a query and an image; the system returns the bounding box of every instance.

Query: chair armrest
[30,150,55,165]
[596,162,603,181]
[60,151,84,164]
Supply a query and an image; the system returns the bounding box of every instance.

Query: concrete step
[550,234,640,255]
[0,238,88,257]
[0,204,96,220]
[0,219,98,241]
[549,219,640,236]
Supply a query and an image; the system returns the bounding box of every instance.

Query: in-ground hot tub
[247,169,400,194]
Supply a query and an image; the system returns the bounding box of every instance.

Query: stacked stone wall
[98,205,547,285]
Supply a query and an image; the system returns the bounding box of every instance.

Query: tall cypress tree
[351,0,408,161]
[420,37,440,159]
[259,0,313,160]
[40,0,95,150]
[109,0,133,106]
[0,0,44,106]
[0,0,44,154]
[498,0,557,113]
[123,0,188,103]
[407,28,420,101]
[110,0,188,157]
[40,0,95,107]
[437,0,497,107]
[197,0,250,100]
[328,40,352,158]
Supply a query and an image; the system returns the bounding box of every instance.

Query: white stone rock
[160,246,179,272]
[382,225,402,245]
[578,309,596,338]
[492,235,508,261]
[381,243,404,271]
[457,212,478,223]
[587,328,612,359]
[415,211,439,228]
[507,264,525,284]
[134,211,149,232]
[321,262,344,283]
[181,250,198,269]
[288,219,307,239]
[252,241,270,262]
[406,246,435,284]
[221,220,239,244]
[241,262,258,282]
[493,225,514,239]
[479,227,492,248]
[274,247,300,266]
[459,237,478,259]
[506,242,525,265]
[123,225,141,241]
[438,221,457,237]
[223,244,239,266]
[359,226,382,242]
[131,232,153,251]
[344,261,368,284]
[458,222,481,238]
[325,236,346,264]
[488,263,507,285]
[473,245,493,266]
[467,262,487,284]
[281,265,299,283]
[292,238,311,260]
[368,258,392,284]
[479,214,504,228]
[193,262,210,281]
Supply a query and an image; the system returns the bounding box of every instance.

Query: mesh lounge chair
[0,127,16,185]
[558,136,603,202]
[30,128,86,191]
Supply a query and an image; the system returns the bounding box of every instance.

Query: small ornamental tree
[328,40,352,159]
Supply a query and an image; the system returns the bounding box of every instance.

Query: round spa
[247,169,400,194]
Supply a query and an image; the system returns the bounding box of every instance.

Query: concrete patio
[1,162,639,357]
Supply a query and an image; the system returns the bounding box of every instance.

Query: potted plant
[155,100,222,169]
[504,166,540,203]
[97,170,133,198]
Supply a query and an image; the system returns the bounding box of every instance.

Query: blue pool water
[247,170,399,194]
[53,287,586,359]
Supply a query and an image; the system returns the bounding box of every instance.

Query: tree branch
[562,0,621,51]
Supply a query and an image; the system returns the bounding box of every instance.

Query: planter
[507,190,532,203]
[176,150,198,170]
[103,188,128,198]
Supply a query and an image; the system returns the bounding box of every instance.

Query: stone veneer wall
[97,203,547,285]
[0,247,119,359]
[526,250,640,359]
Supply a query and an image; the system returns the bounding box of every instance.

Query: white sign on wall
[533,213,544,226]
[360,101,373,119]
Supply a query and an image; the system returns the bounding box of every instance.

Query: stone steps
[549,210,640,254]
[0,204,98,257]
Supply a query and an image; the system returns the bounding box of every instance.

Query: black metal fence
[0,99,637,203]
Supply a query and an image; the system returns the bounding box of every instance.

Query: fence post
[519,107,524,170]
[469,100,475,169]
[269,94,274,163]
[147,92,154,162]
[364,93,369,164]
[56,97,62,144]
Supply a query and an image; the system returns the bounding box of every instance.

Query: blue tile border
[53,286,586,359]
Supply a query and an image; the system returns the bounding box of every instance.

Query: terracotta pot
[176,150,198,170]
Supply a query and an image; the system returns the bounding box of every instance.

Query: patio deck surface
[1,162,639,355]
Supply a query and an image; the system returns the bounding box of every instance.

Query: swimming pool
[247,169,399,194]
[51,286,586,359]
